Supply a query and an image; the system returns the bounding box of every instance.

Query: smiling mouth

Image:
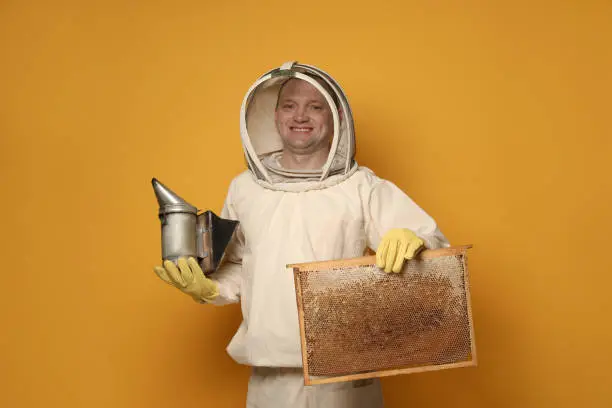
[290,127,313,133]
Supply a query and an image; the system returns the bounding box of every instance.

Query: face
[274,78,335,155]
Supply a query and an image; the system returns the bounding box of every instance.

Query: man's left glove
[376,228,424,273]
[153,257,219,302]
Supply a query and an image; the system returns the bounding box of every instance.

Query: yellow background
[1,1,611,407]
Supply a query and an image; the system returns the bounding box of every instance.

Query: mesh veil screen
[292,246,476,383]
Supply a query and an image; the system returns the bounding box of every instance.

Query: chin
[288,143,314,152]
[284,136,313,147]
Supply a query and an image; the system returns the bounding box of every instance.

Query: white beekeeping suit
[206,62,450,407]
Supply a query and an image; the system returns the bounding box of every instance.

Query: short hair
[275,73,340,110]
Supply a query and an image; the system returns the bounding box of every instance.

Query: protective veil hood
[240,61,357,191]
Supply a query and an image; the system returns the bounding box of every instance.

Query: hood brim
[239,61,356,185]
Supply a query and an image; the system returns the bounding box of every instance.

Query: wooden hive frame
[288,245,477,386]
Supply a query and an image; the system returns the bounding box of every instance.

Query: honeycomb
[292,246,475,382]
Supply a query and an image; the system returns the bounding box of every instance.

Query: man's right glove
[153,257,219,302]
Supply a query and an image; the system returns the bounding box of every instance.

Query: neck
[280,148,329,170]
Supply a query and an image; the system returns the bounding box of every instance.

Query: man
[154,61,450,407]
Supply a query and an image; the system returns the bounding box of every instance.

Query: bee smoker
[151,178,239,275]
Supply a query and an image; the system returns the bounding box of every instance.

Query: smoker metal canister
[152,178,199,263]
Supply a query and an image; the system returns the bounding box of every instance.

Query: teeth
[292,128,311,132]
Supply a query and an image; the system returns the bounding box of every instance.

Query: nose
[293,106,309,122]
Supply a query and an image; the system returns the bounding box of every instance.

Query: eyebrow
[279,97,326,105]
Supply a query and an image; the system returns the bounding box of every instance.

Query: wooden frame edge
[307,360,477,385]
[287,245,473,271]
[291,267,312,386]
[462,250,478,365]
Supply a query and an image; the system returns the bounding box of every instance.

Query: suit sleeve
[363,175,451,251]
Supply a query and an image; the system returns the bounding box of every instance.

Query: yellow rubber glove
[153,257,219,302]
[376,228,425,273]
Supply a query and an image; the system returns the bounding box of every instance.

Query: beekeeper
[154,61,450,407]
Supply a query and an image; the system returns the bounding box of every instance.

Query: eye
[310,104,323,111]
[282,102,295,110]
